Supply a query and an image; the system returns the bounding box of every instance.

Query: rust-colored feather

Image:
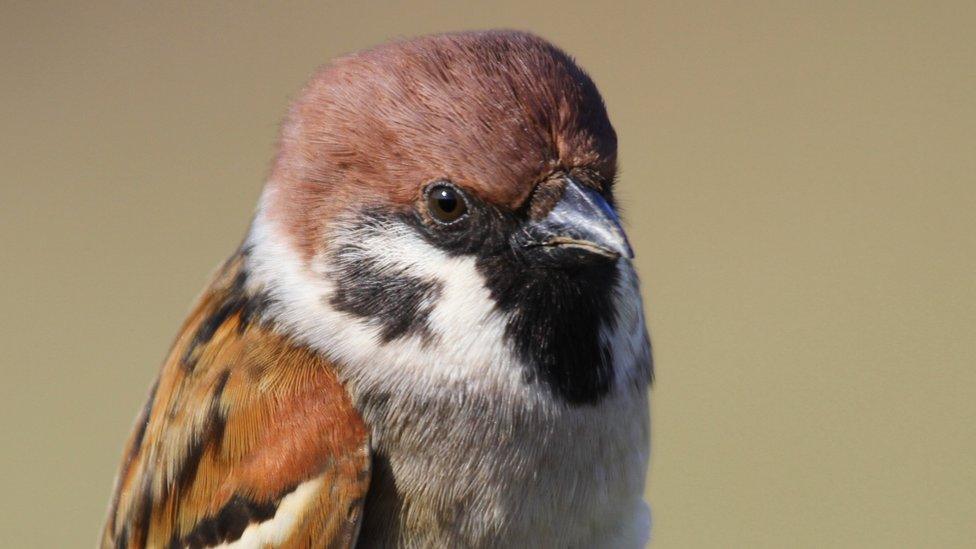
[265,30,617,260]
[101,253,371,548]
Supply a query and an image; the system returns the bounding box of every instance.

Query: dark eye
[426,183,468,224]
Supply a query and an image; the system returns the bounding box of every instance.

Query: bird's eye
[426,183,468,224]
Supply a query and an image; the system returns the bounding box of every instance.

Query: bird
[100,30,653,548]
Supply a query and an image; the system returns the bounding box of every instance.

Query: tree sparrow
[102,30,653,548]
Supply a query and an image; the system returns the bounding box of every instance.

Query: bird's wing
[101,254,371,549]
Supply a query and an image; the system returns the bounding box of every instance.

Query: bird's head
[248,30,650,405]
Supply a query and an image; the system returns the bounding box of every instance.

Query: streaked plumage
[103,30,652,548]
[102,255,371,548]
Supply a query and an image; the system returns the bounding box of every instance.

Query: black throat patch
[330,204,620,405]
[479,255,619,405]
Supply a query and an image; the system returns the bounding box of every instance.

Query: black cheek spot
[329,249,442,343]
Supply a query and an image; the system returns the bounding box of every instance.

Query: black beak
[516,178,633,262]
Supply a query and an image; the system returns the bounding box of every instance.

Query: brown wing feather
[101,253,371,548]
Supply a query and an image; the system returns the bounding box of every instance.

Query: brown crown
[264,30,618,258]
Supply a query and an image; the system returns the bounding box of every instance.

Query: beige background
[2,1,974,547]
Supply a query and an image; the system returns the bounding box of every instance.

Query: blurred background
[2,1,974,547]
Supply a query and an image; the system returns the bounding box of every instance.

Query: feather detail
[101,252,371,549]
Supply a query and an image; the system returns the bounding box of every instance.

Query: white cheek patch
[334,218,516,374]
[246,206,529,397]
[246,189,650,403]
